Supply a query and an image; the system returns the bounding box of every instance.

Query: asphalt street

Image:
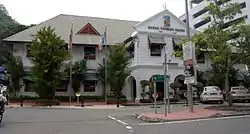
[0,105,250,134]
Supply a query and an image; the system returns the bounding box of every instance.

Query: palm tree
[69,59,88,93]
[97,59,106,98]
[107,44,131,107]
[2,55,24,97]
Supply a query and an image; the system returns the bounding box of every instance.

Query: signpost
[184,0,197,113]
[153,83,158,114]
[152,74,170,114]
[183,41,195,113]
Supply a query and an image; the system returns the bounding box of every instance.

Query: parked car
[231,86,250,102]
[200,86,223,104]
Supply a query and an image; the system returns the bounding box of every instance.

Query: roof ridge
[59,14,140,23]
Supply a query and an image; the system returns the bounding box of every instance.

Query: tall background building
[180,0,250,31]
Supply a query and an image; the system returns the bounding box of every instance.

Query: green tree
[2,55,24,97]
[206,64,240,91]
[0,4,34,40]
[174,0,250,106]
[0,4,34,60]
[97,59,107,98]
[65,59,88,93]
[29,26,70,100]
[107,44,131,107]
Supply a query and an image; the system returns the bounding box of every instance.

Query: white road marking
[108,116,128,125]
[136,115,250,126]
[108,116,135,133]
[126,126,135,133]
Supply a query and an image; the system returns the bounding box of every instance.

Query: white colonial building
[3,9,200,101]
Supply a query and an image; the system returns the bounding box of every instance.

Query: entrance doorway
[156,82,164,101]
[128,76,137,101]
[132,78,136,101]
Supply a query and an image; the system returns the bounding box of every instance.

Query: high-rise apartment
[180,0,250,31]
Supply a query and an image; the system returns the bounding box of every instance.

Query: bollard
[186,98,188,106]
[20,96,23,107]
[81,97,84,107]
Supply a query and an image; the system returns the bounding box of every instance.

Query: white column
[134,39,140,65]
[135,78,142,102]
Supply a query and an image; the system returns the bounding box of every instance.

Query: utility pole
[185,0,194,112]
[167,59,170,114]
[164,52,167,116]
[164,52,171,116]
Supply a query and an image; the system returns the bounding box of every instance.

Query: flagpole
[68,23,73,107]
[104,25,108,105]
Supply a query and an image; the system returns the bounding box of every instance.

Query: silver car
[231,86,250,101]
[200,86,224,104]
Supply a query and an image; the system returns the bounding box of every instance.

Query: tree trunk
[116,95,120,108]
[225,67,233,106]
[116,90,121,108]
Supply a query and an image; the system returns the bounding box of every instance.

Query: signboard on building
[163,15,171,27]
[147,15,185,33]
[183,42,195,84]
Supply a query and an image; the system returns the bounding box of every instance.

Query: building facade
[180,0,250,31]
[3,9,198,101]
[178,0,248,74]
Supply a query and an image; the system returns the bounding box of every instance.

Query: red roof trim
[76,23,101,36]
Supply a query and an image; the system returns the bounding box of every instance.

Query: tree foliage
[107,44,131,107]
[205,64,239,88]
[29,27,70,99]
[0,4,35,61]
[65,59,88,93]
[173,0,250,106]
[97,59,108,98]
[0,4,34,40]
[1,55,24,96]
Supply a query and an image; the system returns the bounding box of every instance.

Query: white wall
[134,33,184,66]
[13,43,107,96]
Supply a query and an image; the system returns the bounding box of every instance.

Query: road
[0,105,250,134]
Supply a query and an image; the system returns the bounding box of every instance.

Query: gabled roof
[3,14,139,45]
[76,23,101,35]
[134,9,196,34]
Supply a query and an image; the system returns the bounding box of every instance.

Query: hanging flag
[98,27,107,50]
[68,23,73,50]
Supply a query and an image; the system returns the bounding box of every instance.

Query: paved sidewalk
[136,108,229,122]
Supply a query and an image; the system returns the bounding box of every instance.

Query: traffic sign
[152,93,159,99]
[152,75,170,82]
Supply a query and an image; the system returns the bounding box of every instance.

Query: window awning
[83,70,98,81]
[23,76,32,82]
[148,36,166,45]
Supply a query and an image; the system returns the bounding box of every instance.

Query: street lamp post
[164,53,171,116]
[185,0,194,112]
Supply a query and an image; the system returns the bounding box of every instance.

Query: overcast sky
[1,0,186,25]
